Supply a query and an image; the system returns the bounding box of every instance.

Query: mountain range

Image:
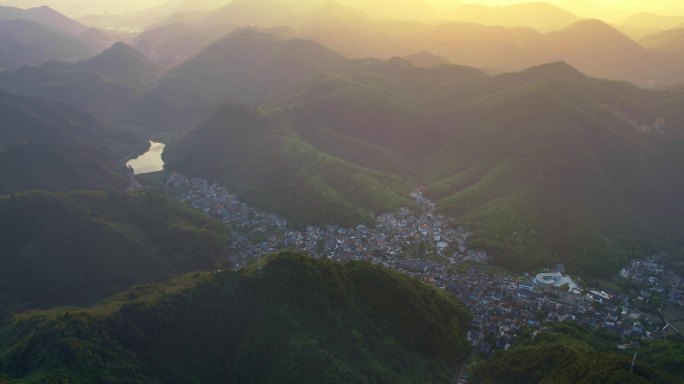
[0,2,683,382]
[3,24,683,276]
[0,19,94,70]
[0,42,159,117]
[122,29,684,277]
[640,27,684,57]
[0,5,117,70]
[127,0,684,87]
[450,2,583,31]
[0,4,88,35]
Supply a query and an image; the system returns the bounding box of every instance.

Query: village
[166,173,684,356]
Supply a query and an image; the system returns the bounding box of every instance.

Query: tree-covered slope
[0,19,93,70]
[166,103,412,228]
[0,91,142,194]
[128,28,347,132]
[471,323,683,384]
[0,142,128,194]
[0,252,471,384]
[0,43,159,118]
[40,42,160,87]
[0,190,230,309]
[423,75,684,276]
[265,74,447,158]
[126,30,684,278]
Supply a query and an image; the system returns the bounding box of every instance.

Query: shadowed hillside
[472,323,683,384]
[0,190,230,309]
[0,19,94,70]
[0,43,159,117]
[0,252,471,384]
[0,91,140,194]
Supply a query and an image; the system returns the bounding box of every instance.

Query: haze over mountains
[105,0,684,87]
[135,28,684,277]
[1,1,684,383]
[4,0,683,85]
[1,5,684,276]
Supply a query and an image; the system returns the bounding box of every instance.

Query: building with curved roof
[535,271,578,292]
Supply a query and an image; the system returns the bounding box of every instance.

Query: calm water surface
[126,141,165,175]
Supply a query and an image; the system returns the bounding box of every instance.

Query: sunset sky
[2,0,684,18]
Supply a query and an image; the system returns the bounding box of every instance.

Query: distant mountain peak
[229,26,284,40]
[22,4,88,35]
[39,41,159,86]
[452,1,581,31]
[105,41,145,56]
[503,61,587,82]
[562,18,631,39]
[403,50,450,67]
[553,18,641,49]
[567,18,614,30]
[28,5,59,14]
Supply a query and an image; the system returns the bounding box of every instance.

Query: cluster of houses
[619,255,684,307]
[444,265,677,356]
[168,173,288,231]
[167,173,485,268]
[164,172,683,356]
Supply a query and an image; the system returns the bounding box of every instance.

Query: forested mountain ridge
[149,32,684,276]
[0,90,142,194]
[0,252,471,384]
[0,190,230,309]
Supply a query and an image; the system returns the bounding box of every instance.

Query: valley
[156,171,683,357]
[1,0,684,382]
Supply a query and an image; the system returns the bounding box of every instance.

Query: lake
[126,141,165,175]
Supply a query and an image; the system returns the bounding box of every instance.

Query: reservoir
[126,141,165,175]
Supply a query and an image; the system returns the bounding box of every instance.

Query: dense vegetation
[0,42,159,118]
[158,31,684,277]
[0,190,230,309]
[423,74,684,276]
[472,323,684,384]
[4,24,684,280]
[0,19,93,71]
[0,90,143,194]
[167,103,412,228]
[0,252,471,383]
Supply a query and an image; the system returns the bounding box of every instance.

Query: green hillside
[0,19,93,70]
[266,74,443,157]
[423,77,684,276]
[167,103,412,228]
[0,90,110,145]
[0,190,230,309]
[0,90,142,194]
[471,323,683,384]
[41,42,160,87]
[129,28,347,132]
[0,252,471,384]
[126,31,684,277]
[0,43,158,118]
[167,28,346,102]
[0,142,128,194]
